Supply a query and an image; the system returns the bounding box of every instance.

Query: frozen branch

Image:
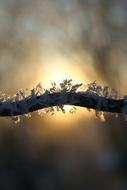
[0,80,126,123]
[0,91,126,117]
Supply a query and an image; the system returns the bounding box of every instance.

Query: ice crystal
[70,83,82,92]
[49,82,57,93]
[38,108,49,116]
[95,111,105,122]
[15,89,26,100]
[86,81,118,100]
[0,79,124,123]
[69,106,77,114]
[95,101,106,122]
[87,81,97,93]
[35,83,44,95]
[103,86,110,98]
[0,94,6,102]
[87,108,91,112]
[60,79,73,92]
[24,113,31,118]
[110,88,118,99]
[11,116,20,124]
[58,105,65,113]
[30,89,36,98]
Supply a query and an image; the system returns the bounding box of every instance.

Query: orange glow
[36,52,96,126]
[39,52,92,87]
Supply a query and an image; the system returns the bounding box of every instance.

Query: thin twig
[0,91,126,117]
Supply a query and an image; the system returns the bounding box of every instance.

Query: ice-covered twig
[0,80,126,120]
[0,91,126,117]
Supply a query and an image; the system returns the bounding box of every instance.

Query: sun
[40,54,85,112]
[26,49,106,127]
[40,53,89,88]
[33,53,96,126]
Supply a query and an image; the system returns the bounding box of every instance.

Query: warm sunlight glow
[36,52,96,126]
[40,52,90,88]
[64,105,73,110]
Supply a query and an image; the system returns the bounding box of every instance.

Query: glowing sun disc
[37,53,95,125]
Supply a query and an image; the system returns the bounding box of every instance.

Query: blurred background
[0,0,127,189]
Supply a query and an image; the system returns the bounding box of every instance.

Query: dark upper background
[0,0,127,189]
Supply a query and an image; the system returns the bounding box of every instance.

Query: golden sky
[0,0,127,126]
[0,2,127,189]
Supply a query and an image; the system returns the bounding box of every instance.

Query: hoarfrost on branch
[0,80,126,123]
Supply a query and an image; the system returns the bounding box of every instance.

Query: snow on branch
[0,79,127,123]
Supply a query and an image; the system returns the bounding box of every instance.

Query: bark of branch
[0,91,126,117]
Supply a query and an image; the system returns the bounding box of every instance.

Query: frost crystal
[86,82,118,100]
[103,86,110,98]
[35,83,43,95]
[11,116,20,124]
[95,111,105,122]
[49,82,57,93]
[0,79,124,123]
[69,106,77,114]
[60,79,72,91]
